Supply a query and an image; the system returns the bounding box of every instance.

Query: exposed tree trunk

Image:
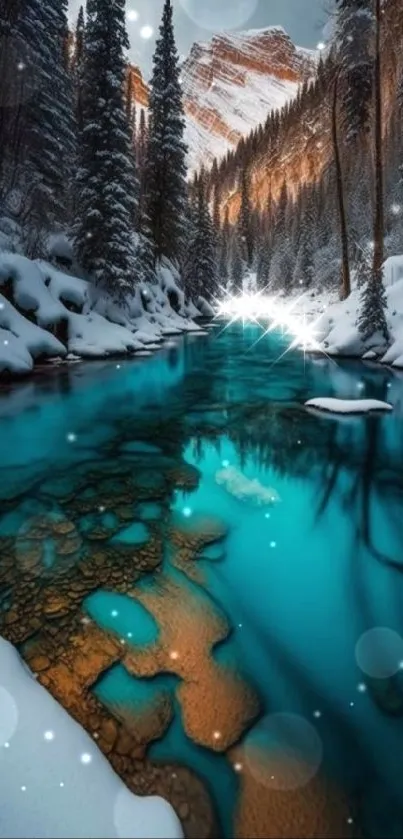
[332,69,351,300]
[373,0,384,280]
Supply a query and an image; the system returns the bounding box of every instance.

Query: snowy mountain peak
[128,27,316,172]
[180,27,316,171]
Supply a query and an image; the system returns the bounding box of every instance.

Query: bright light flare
[215,292,322,353]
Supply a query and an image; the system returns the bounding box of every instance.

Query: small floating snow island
[305,397,394,415]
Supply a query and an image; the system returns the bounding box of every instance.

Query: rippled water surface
[2,324,403,837]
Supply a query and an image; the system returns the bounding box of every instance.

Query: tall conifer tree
[185,176,217,303]
[238,166,254,266]
[145,0,188,263]
[10,0,75,241]
[74,0,137,298]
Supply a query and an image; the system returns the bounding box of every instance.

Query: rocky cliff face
[181,27,315,171]
[127,64,149,110]
[128,27,315,172]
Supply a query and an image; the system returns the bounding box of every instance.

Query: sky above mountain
[68,0,329,77]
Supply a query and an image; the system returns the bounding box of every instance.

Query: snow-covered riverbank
[312,256,403,368]
[0,251,203,377]
[0,636,182,839]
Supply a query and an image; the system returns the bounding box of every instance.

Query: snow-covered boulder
[0,296,66,365]
[0,636,183,839]
[46,233,74,268]
[305,397,393,415]
[197,296,215,318]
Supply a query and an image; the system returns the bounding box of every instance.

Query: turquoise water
[2,326,403,836]
[84,590,159,646]
[111,520,150,545]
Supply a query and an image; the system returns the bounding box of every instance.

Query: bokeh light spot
[355,627,403,679]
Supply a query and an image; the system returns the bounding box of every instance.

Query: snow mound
[305,397,393,415]
[215,465,280,506]
[0,252,201,376]
[0,636,183,839]
[315,256,403,368]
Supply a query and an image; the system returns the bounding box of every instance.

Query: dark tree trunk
[373,0,384,280]
[332,69,351,300]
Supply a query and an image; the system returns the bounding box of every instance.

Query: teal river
[1,323,403,837]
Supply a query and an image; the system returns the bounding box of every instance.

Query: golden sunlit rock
[124,569,259,751]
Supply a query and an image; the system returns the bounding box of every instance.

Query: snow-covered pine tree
[275,180,288,243]
[185,176,217,303]
[145,0,188,263]
[212,180,221,251]
[238,166,254,266]
[293,233,314,289]
[73,6,85,136]
[218,205,231,286]
[267,179,294,291]
[292,185,315,288]
[180,193,197,300]
[136,234,156,285]
[13,0,75,243]
[74,0,137,298]
[335,0,373,141]
[256,236,271,291]
[231,239,245,294]
[358,266,389,343]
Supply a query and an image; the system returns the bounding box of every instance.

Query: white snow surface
[0,251,201,376]
[315,255,403,367]
[0,636,183,839]
[305,397,393,414]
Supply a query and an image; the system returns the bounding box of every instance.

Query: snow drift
[0,249,201,377]
[0,636,182,839]
[316,256,403,368]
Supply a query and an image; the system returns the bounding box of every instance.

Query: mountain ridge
[129,26,316,172]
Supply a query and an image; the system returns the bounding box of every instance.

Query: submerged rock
[215,466,280,507]
[112,521,150,546]
[170,513,228,552]
[230,740,352,838]
[124,569,259,752]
